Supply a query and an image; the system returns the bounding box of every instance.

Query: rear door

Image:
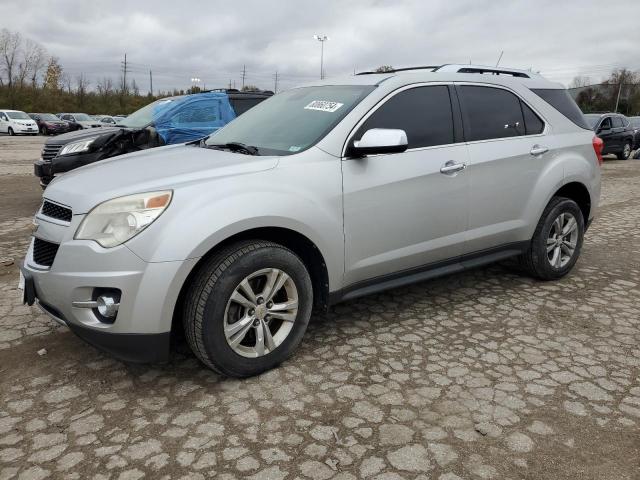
[456,84,547,253]
[342,84,469,286]
[0,112,7,133]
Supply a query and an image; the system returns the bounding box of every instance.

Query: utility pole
[273,71,279,93]
[241,65,246,90]
[149,70,153,96]
[121,53,128,93]
[313,35,329,79]
[615,81,623,113]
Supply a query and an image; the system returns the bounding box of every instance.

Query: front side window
[354,85,454,149]
[600,117,612,129]
[171,105,218,125]
[459,86,528,141]
[206,85,375,156]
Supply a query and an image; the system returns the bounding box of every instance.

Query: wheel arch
[171,226,331,336]
[553,181,591,224]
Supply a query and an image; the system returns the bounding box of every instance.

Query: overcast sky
[1,0,638,93]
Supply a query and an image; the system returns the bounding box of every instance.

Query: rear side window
[612,116,623,128]
[356,85,454,149]
[458,86,527,141]
[520,102,544,135]
[229,98,263,116]
[530,88,591,130]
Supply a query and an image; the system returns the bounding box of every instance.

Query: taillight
[592,136,604,166]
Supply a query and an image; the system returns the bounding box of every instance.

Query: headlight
[75,191,172,248]
[59,139,94,155]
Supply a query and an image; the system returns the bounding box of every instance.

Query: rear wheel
[183,240,313,377]
[519,197,584,280]
[617,141,631,160]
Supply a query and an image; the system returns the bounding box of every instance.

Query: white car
[0,109,39,135]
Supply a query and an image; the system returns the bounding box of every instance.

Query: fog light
[97,295,119,318]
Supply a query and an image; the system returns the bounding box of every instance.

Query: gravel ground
[0,135,639,480]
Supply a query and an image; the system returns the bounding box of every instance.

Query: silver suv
[20,65,602,377]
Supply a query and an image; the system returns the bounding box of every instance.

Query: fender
[125,151,345,291]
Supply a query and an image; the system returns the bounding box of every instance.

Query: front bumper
[14,125,37,134]
[34,160,53,178]
[22,213,198,363]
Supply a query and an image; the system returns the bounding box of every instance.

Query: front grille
[41,200,72,222]
[33,238,59,267]
[41,144,63,161]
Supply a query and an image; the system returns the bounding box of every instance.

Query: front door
[342,85,469,286]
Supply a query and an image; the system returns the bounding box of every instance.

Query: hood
[45,126,124,145]
[44,144,279,214]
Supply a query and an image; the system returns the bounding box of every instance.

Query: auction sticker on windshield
[304,100,344,113]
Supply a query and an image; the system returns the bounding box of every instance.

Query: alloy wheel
[547,212,578,268]
[224,268,298,358]
[623,143,631,159]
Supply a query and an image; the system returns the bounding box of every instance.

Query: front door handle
[440,161,467,175]
[530,145,549,156]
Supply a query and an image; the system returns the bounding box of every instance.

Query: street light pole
[313,35,329,80]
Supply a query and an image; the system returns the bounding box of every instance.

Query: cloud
[1,0,638,92]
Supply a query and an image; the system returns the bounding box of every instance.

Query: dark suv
[35,90,272,187]
[584,113,635,160]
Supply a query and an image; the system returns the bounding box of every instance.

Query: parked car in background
[57,113,103,129]
[628,116,640,150]
[584,113,635,159]
[29,113,72,135]
[35,90,272,186]
[94,115,119,126]
[0,109,39,135]
[21,65,601,376]
[113,115,127,123]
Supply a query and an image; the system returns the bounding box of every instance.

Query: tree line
[570,69,640,116]
[0,28,218,115]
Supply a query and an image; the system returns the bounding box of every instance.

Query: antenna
[495,51,504,67]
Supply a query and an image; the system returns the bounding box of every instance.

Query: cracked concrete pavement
[0,135,639,479]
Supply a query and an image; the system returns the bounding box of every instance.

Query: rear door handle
[440,161,467,175]
[530,145,549,156]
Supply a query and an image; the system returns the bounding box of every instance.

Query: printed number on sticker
[304,100,344,113]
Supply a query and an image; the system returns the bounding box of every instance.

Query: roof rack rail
[355,64,539,79]
[356,66,439,75]
[434,64,534,78]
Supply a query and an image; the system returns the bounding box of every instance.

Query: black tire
[617,141,631,160]
[8,127,14,136]
[519,197,584,280]
[40,126,47,135]
[183,240,313,377]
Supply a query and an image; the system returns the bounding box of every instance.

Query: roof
[0,109,26,113]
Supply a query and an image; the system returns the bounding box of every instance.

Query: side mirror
[349,128,408,157]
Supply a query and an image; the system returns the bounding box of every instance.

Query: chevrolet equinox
[20,64,602,377]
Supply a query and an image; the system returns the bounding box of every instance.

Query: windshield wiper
[205,142,260,156]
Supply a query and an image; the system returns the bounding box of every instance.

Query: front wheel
[519,197,584,280]
[183,240,313,377]
[40,126,47,135]
[8,127,14,136]
[617,142,631,160]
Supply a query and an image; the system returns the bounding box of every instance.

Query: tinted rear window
[530,88,591,130]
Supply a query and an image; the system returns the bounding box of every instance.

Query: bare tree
[569,76,591,88]
[24,39,48,87]
[75,73,90,106]
[97,76,114,97]
[0,28,22,88]
[61,72,72,94]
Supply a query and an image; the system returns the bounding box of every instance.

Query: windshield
[205,85,375,155]
[40,114,59,121]
[584,114,601,129]
[73,113,92,122]
[7,111,30,120]
[120,97,179,128]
